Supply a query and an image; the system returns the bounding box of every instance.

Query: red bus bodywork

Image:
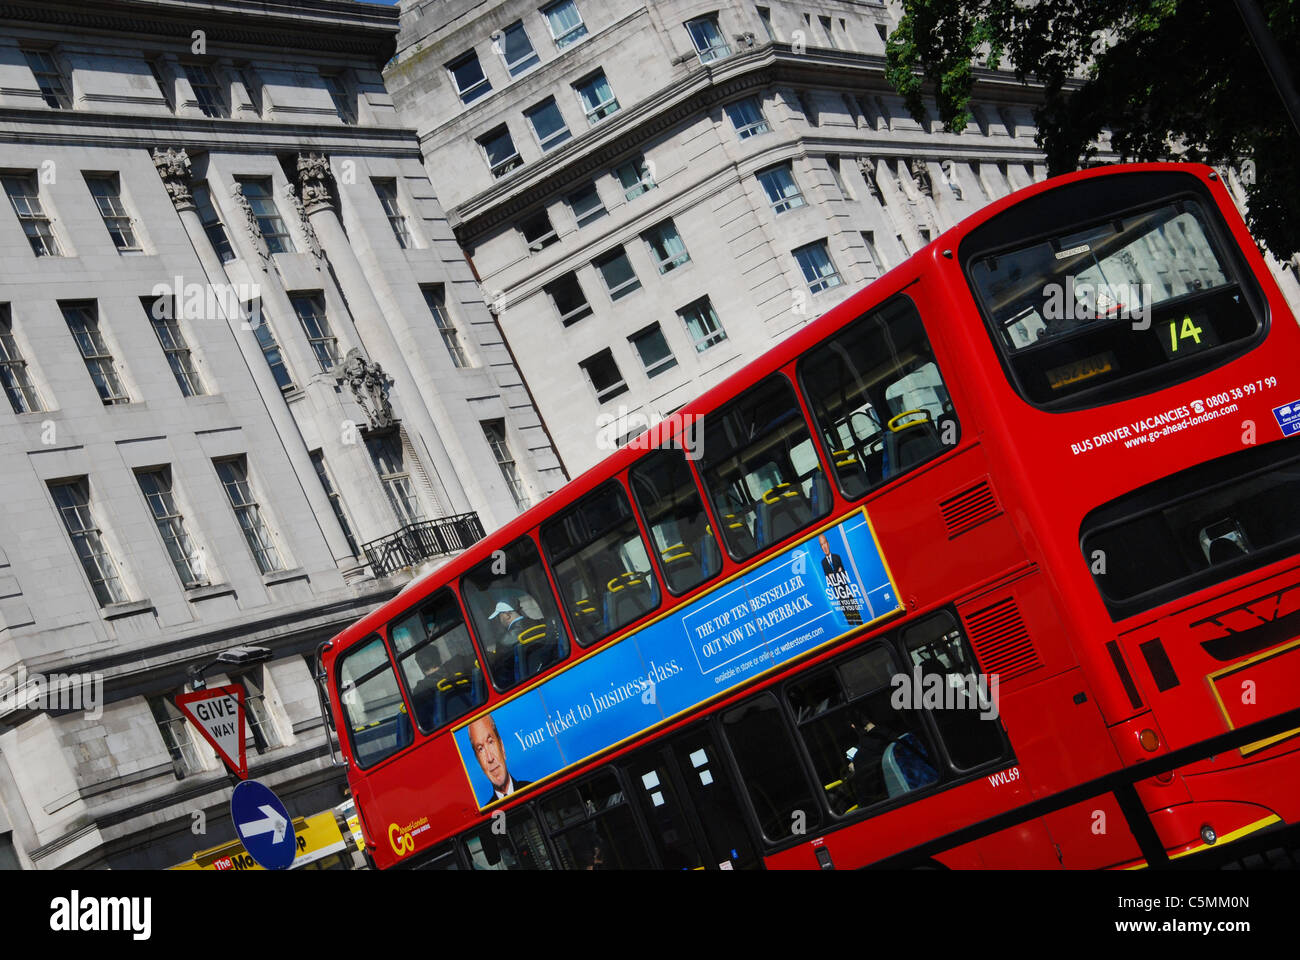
[323,163,1300,869]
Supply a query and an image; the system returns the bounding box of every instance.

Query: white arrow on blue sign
[231,780,296,870]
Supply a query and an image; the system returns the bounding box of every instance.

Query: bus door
[624,725,761,870]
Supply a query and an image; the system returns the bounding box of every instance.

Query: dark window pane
[389,589,487,733]
[721,695,819,841]
[461,808,553,869]
[542,483,659,646]
[629,447,721,595]
[800,298,958,498]
[699,375,830,559]
[461,537,568,689]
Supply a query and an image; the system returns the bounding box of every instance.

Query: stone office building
[0,0,562,869]
[387,0,1300,475]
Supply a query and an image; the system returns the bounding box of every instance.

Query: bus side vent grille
[940,479,1002,539]
[964,598,1041,681]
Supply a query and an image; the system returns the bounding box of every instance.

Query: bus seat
[755,484,807,549]
[432,669,482,727]
[514,619,567,680]
[883,733,939,798]
[884,417,941,478]
[808,471,831,517]
[602,572,653,633]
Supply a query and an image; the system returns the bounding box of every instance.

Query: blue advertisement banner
[452,509,901,809]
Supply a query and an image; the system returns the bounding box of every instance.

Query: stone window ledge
[185,582,235,602]
[102,599,154,620]
[262,567,308,587]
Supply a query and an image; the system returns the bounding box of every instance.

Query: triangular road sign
[176,685,248,779]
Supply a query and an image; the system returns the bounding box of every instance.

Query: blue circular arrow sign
[231,780,296,870]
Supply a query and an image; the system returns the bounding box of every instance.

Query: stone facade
[388,0,1300,474]
[0,0,563,869]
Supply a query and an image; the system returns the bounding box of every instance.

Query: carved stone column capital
[152,147,195,211]
[296,151,334,215]
[910,158,934,198]
[335,347,395,430]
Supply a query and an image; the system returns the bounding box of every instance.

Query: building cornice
[0,0,399,63]
[443,44,1052,246]
[0,107,425,158]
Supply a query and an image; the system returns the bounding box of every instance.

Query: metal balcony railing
[362,512,485,578]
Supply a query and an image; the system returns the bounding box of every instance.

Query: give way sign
[175,685,248,779]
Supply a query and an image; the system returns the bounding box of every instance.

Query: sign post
[175,685,248,780]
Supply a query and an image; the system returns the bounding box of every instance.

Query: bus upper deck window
[799,297,958,500]
[962,179,1265,410]
[461,536,569,690]
[628,447,722,595]
[337,635,413,769]
[542,482,660,646]
[388,589,486,733]
[699,374,831,560]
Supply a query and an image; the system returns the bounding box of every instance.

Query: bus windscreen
[966,196,1262,408]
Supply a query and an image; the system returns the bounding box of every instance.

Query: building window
[567,182,606,227]
[520,209,558,251]
[482,419,528,509]
[630,324,677,378]
[614,156,656,200]
[498,21,540,76]
[726,97,769,139]
[643,220,690,274]
[525,97,571,151]
[3,173,61,257]
[594,246,641,301]
[827,155,852,199]
[543,0,589,49]
[580,349,628,403]
[144,297,204,397]
[546,272,593,325]
[322,72,355,123]
[818,15,838,48]
[679,296,727,351]
[374,179,412,248]
[756,163,805,213]
[366,432,425,526]
[182,63,227,118]
[50,479,128,606]
[137,468,207,588]
[574,71,619,124]
[756,6,776,41]
[422,285,468,368]
[215,457,284,574]
[235,177,295,254]
[235,67,262,115]
[0,305,43,414]
[148,58,173,110]
[192,181,235,263]
[84,173,141,252]
[23,49,70,109]
[290,293,339,372]
[62,302,128,404]
[861,230,888,273]
[246,302,293,391]
[686,15,731,63]
[448,50,491,105]
[149,697,206,777]
[311,450,360,556]
[240,675,281,753]
[794,240,843,293]
[479,126,522,178]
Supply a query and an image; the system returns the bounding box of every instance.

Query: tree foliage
[885,0,1300,259]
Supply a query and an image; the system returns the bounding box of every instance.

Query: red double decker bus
[319,163,1300,870]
